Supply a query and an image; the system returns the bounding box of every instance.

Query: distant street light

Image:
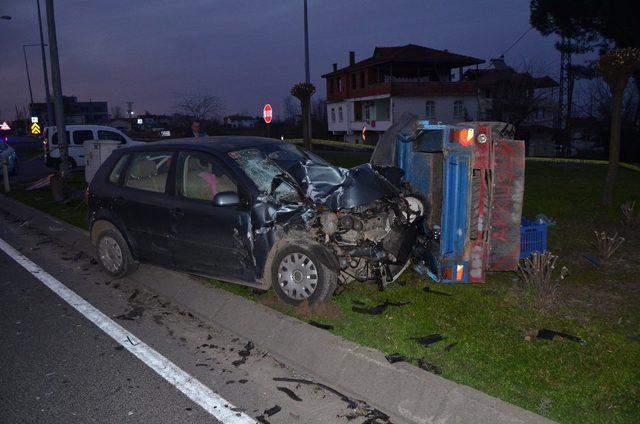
[1,15,12,20]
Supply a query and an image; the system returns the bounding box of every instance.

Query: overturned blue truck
[371,115,525,283]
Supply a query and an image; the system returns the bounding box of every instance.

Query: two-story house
[321,44,484,143]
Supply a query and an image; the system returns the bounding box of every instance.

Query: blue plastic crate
[520,218,548,259]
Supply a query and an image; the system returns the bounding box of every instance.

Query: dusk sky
[1,0,568,120]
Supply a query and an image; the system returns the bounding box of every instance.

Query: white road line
[0,238,256,424]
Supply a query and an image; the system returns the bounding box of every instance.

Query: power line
[499,26,534,58]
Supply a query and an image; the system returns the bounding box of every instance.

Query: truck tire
[271,244,337,306]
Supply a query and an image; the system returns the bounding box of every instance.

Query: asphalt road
[0,213,382,424]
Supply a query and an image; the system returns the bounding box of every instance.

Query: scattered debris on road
[273,377,392,423]
[308,320,334,330]
[114,305,145,321]
[384,353,443,375]
[231,341,255,367]
[277,386,303,401]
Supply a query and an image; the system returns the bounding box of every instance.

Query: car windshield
[228,143,333,197]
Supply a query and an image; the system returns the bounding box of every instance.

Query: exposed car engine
[314,195,423,288]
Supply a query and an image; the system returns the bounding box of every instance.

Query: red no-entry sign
[263,104,272,124]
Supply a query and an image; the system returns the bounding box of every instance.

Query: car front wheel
[271,244,337,306]
[96,228,137,278]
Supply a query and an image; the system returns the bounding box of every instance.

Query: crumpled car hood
[287,161,399,211]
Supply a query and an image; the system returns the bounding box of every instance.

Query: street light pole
[303,0,313,143]
[36,0,54,127]
[45,0,69,178]
[22,45,35,106]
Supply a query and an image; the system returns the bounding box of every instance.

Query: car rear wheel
[271,244,337,306]
[96,229,137,278]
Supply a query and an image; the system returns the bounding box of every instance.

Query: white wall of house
[393,96,478,124]
[327,101,352,132]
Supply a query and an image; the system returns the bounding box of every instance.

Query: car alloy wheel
[98,235,123,274]
[277,252,319,301]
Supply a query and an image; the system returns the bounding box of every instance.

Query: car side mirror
[213,191,240,207]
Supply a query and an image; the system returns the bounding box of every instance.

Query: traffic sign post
[263,104,273,138]
[31,122,42,135]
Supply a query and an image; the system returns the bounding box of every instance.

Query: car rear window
[123,151,172,193]
[108,154,129,184]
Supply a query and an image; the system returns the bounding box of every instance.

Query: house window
[331,108,336,123]
[337,78,342,93]
[425,101,435,118]
[453,100,464,118]
[328,79,334,94]
[351,74,356,89]
[338,107,343,122]
[359,72,365,88]
[364,103,370,121]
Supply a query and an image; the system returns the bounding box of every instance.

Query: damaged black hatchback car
[88,137,423,305]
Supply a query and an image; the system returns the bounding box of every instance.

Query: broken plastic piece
[308,320,334,330]
[352,300,409,315]
[536,329,586,346]
[276,386,302,402]
[231,341,255,366]
[264,405,281,417]
[417,358,442,375]
[385,353,408,364]
[423,286,452,296]
[410,334,445,346]
[273,377,358,409]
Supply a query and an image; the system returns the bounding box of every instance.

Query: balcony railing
[327,81,477,102]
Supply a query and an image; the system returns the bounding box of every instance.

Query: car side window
[123,151,172,193]
[98,130,126,145]
[108,154,130,184]
[73,130,94,145]
[51,131,70,145]
[176,151,237,202]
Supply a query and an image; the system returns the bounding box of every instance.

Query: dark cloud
[0,0,561,119]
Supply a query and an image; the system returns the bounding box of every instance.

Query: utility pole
[303,0,313,144]
[45,0,69,178]
[22,45,35,106]
[37,0,54,127]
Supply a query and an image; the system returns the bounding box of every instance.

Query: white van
[43,125,141,168]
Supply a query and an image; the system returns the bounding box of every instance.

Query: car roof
[44,125,123,131]
[118,136,285,154]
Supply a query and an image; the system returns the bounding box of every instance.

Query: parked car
[87,137,423,305]
[43,125,140,168]
[0,140,18,175]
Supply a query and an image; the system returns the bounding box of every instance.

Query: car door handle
[170,208,184,218]
[113,196,125,205]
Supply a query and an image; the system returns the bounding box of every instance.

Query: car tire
[271,244,337,306]
[95,228,138,278]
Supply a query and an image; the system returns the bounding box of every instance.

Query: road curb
[0,195,552,424]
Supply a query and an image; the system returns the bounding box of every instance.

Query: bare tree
[176,93,224,121]
[282,95,300,123]
[110,105,123,119]
[488,60,556,129]
[312,97,327,121]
